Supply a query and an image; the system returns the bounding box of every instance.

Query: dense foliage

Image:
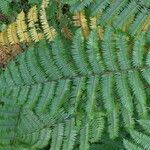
[0,0,150,149]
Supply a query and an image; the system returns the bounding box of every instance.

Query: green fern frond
[50,123,64,150]
[123,139,143,150]
[0,27,149,149]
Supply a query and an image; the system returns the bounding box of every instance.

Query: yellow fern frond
[90,17,97,29]
[28,6,38,23]
[16,11,31,43]
[7,23,19,44]
[40,0,57,42]
[41,0,49,9]
[28,6,44,42]
[73,11,89,39]
[0,32,5,45]
[0,31,9,45]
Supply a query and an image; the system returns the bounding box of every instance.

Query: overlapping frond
[0,0,150,149]
[0,26,149,149]
[124,119,150,150]
[0,1,56,46]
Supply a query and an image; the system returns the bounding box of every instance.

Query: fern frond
[79,121,90,150]
[0,3,56,46]
[142,52,150,84]
[129,130,150,149]
[0,31,9,45]
[28,6,44,42]
[113,1,139,31]
[133,33,146,67]
[100,0,128,26]
[128,70,147,118]
[102,74,119,139]
[138,119,150,134]
[87,30,104,73]
[90,0,110,17]
[73,11,89,39]
[72,29,91,74]
[62,119,77,150]
[123,139,143,150]
[129,9,149,36]
[16,11,31,43]
[102,26,118,71]
[86,76,100,117]
[0,28,149,149]
[50,123,64,150]
[40,0,57,42]
[51,36,77,77]
[7,23,19,44]
[70,0,93,13]
[89,112,105,143]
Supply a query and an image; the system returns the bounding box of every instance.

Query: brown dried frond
[0,44,22,66]
[61,27,73,39]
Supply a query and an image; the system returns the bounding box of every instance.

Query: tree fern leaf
[50,123,64,150]
[100,0,128,26]
[17,110,41,135]
[0,98,19,145]
[26,46,48,83]
[71,77,86,114]
[52,36,77,77]
[35,82,56,113]
[133,33,146,67]
[102,26,118,71]
[7,62,23,86]
[115,33,131,70]
[17,85,30,105]
[129,9,148,36]
[50,79,71,115]
[113,1,139,30]
[3,67,14,86]
[128,70,147,118]
[142,52,150,84]
[86,76,99,117]
[70,0,93,13]
[89,112,105,143]
[11,86,21,100]
[79,121,89,150]
[72,29,91,75]
[130,130,150,149]
[102,74,119,139]
[90,0,110,17]
[87,30,104,73]
[37,40,62,80]
[115,74,134,129]
[138,119,150,134]
[123,139,143,150]
[62,119,77,150]
[25,84,42,110]
[0,0,12,16]
[31,128,51,149]
[17,54,35,85]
